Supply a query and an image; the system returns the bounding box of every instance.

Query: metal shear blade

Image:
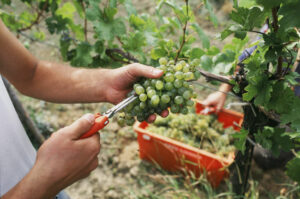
[103,95,137,118]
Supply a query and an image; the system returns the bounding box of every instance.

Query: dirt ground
[11,0,299,198]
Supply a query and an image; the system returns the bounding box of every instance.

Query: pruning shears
[80,94,137,139]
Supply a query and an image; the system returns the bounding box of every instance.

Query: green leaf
[243,75,274,106]
[191,23,210,49]
[151,48,167,60]
[286,155,300,183]
[56,2,76,20]
[188,48,205,60]
[243,84,257,101]
[267,81,295,113]
[281,99,300,131]
[71,42,93,66]
[230,6,265,30]
[129,14,146,29]
[104,7,117,21]
[124,0,137,15]
[255,0,282,9]
[72,0,84,18]
[279,1,300,29]
[203,0,218,27]
[232,129,248,154]
[86,0,102,21]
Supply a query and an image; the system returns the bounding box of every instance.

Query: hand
[104,63,163,103]
[104,63,169,122]
[202,92,227,113]
[3,114,101,199]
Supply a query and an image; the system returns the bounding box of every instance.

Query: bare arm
[0,20,163,104]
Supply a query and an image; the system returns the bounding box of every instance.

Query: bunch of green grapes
[117,57,201,126]
[147,112,236,157]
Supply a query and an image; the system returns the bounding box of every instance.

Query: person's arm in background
[202,24,269,112]
[202,83,232,113]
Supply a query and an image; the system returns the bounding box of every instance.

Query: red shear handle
[80,113,109,139]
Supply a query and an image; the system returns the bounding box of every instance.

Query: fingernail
[83,114,95,124]
[152,69,163,76]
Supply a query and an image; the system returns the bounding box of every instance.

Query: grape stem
[105,48,139,64]
[17,0,49,32]
[174,0,189,64]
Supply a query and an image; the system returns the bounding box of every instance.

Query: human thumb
[66,114,95,139]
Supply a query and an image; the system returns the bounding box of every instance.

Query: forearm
[2,167,56,199]
[218,83,232,93]
[18,61,110,103]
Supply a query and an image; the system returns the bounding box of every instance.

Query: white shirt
[0,77,36,196]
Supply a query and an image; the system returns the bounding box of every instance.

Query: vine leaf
[255,0,282,9]
[191,23,210,49]
[279,1,300,29]
[243,75,274,106]
[286,154,300,183]
[232,129,248,154]
[267,81,295,114]
[281,99,300,131]
[71,42,93,66]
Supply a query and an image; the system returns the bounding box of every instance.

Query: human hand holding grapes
[117,58,201,126]
[104,63,169,123]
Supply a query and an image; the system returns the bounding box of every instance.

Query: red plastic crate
[133,100,244,187]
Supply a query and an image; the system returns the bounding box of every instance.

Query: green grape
[147,89,156,98]
[178,87,186,95]
[190,59,200,67]
[155,80,164,90]
[117,117,125,126]
[161,94,170,104]
[182,65,190,73]
[168,60,175,65]
[164,73,175,82]
[133,84,140,90]
[126,118,135,125]
[192,91,197,98]
[186,100,194,106]
[151,79,157,86]
[151,95,160,106]
[175,71,184,80]
[134,105,141,113]
[174,96,184,105]
[174,63,183,71]
[183,81,189,88]
[194,70,201,79]
[135,86,145,95]
[184,72,194,80]
[158,65,167,72]
[139,93,147,102]
[167,91,174,97]
[180,107,188,115]
[159,57,168,65]
[146,86,154,92]
[139,101,147,109]
[165,82,174,91]
[179,60,186,67]
[183,90,191,99]
[174,79,183,88]
[143,80,151,87]
[170,104,179,113]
